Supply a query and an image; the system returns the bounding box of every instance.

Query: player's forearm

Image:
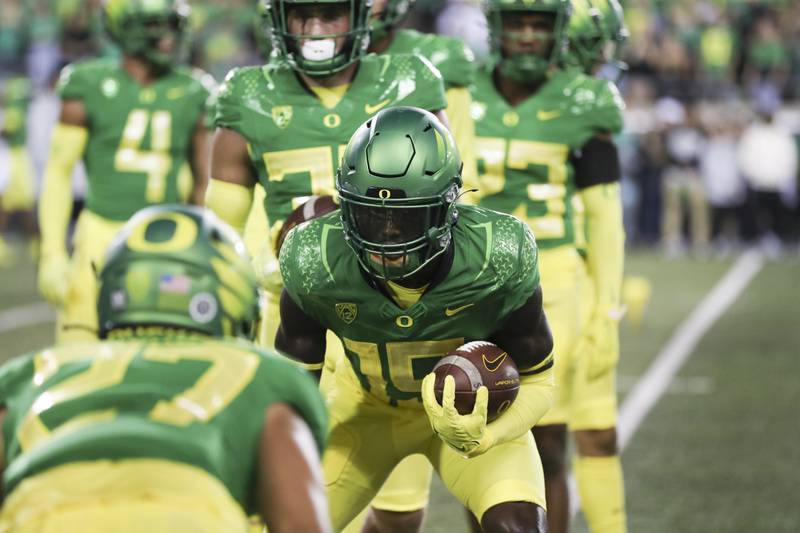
[486,366,555,446]
[39,123,87,257]
[205,178,253,235]
[581,183,625,310]
[188,124,211,206]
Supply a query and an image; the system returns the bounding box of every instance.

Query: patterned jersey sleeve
[588,78,625,135]
[188,67,217,128]
[278,221,324,322]
[257,353,329,454]
[212,67,247,133]
[56,62,92,101]
[434,36,475,89]
[395,54,448,113]
[498,220,541,320]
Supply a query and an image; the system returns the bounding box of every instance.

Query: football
[433,341,520,422]
[275,195,339,254]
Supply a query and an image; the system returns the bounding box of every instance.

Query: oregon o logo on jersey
[323,113,341,128]
[335,303,358,324]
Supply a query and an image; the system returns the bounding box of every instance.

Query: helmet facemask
[370,0,414,42]
[339,184,459,281]
[264,0,373,77]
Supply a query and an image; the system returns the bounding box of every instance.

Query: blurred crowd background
[2,0,799,258]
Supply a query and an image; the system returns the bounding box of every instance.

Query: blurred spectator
[737,99,798,252]
[698,105,747,253]
[658,98,710,257]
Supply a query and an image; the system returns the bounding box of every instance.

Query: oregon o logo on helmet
[189,292,218,324]
[379,189,392,199]
[126,212,198,253]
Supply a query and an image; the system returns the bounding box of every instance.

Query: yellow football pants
[57,210,126,344]
[324,365,546,530]
[0,459,250,533]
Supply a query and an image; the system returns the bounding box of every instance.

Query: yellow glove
[580,305,624,380]
[38,253,70,307]
[421,373,495,458]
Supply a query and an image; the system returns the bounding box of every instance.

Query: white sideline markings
[0,302,54,334]
[569,249,765,518]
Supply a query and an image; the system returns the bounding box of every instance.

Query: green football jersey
[384,29,475,89]
[213,53,447,247]
[280,205,541,407]
[471,67,624,249]
[57,58,215,221]
[0,338,327,510]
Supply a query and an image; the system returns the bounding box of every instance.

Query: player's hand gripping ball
[432,341,519,422]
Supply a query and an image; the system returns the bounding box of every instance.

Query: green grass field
[1,248,798,532]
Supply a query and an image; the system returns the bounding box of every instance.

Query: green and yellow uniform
[280,205,549,527]
[472,67,624,428]
[58,59,213,221]
[50,59,214,341]
[1,77,35,211]
[0,337,327,532]
[214,53,447,347]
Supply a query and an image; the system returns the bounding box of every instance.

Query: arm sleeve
[39,123,88,257]
[580,182,625,311]
[205,178,254,236]
[573,136,622,190]
[485,365,555,446]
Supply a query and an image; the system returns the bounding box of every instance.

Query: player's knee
[363,508,425,533]
[532,425,568,476]
[574,428,618,457]
[480,501,547,533]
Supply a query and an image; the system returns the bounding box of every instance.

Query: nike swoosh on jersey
[444,303,475,317]
[537,109,561,121]
[365,99,391,114]
[482,352,508,372]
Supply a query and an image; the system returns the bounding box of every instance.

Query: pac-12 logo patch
[271,105,293,129]
[335,303,357,324]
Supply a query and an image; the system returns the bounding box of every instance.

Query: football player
[37,0,215,343]
[353,3,481,530]
[0,205,329,533]
[277,107,555,532]
[0,76,38,265]
[471,1,627,532]
[205,0,448,350]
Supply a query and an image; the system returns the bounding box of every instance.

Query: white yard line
[570,249,765,518]
[0,302,54,334]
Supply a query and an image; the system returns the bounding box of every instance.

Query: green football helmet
[262,0,373,77]
[485,0,571,84]
[566,0,628,76]
[97,205,259,340]
[371,0,415,41]
[102,0,190,69]
[336,107,463,281]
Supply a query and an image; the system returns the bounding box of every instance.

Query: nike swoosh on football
[537,109,561,121]
[482,352,508,372]
[365,99,391,114]
[444,303,475,316]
